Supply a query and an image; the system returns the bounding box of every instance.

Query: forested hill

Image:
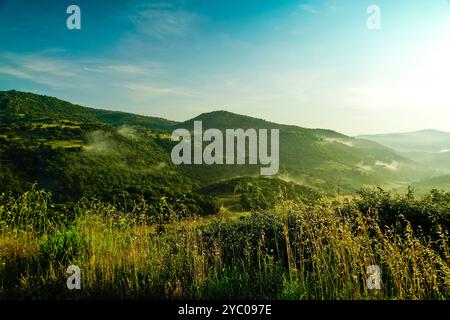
[176,110,429,191]
[0,90,434,205]
[0,90,178,130]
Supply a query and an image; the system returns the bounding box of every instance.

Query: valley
[359,129,450,194]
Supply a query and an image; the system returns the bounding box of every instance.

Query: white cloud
[325,1,338,11]
[293,1,339,16]
[297,4,318,14]
[22,60,77,77]
[0,52,82,89]
[83,64,147,74]
[129,3,198,39]
[0,64,74,89]
[123,83,196,97]
[102,65,146,74]
[0,51,167,92]
[0,66,33,79]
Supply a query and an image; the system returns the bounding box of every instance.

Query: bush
[351,187,450,240]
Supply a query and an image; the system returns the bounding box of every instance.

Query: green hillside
[197,176,322,211]
[177,110,427,193]
[0,90,435,204]
[0,91,220,220]
[0,90,177,130]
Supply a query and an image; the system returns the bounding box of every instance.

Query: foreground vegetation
[0,187,448,299]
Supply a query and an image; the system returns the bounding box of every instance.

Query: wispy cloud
[0,66,33,79]
[297,4,318,14]
[102,65,146,74]
[129,2,198,40]
[0,51,167,90]
[0,55,77,89]
[123,83,196,98]
[83,64,151,75]
[22,60,77,77]
[325,1,338,12]
[0,51,83,89]
[293,1,340,15]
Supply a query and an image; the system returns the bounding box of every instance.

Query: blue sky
[0,0,449,134]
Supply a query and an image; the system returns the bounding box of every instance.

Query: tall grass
[0,188,448,299]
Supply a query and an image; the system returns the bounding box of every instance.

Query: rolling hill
[0,90,178,130]
[177,110,429,193]
[0,90,212,219]
[0,90,436,205]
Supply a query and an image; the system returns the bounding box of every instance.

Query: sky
[0,0,449,135]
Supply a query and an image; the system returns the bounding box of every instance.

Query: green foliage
[39,226,86,265]
[0,185,69,232]
[199,176,321,210]
[350,187,450,241]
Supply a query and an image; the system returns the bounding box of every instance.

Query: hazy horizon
[1,0,449,135]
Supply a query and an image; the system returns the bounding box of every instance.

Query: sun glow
[402,27,450,110]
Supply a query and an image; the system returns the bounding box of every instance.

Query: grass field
[47,140,84,149]
[0,187,448,300]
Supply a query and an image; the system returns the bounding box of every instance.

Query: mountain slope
[0,90,178,130]
[0,91,225,219]
[175,111,426,193]
[0,91,434,199]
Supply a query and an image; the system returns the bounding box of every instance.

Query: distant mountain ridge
[358,129,450,176]
[358,129,450,153]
